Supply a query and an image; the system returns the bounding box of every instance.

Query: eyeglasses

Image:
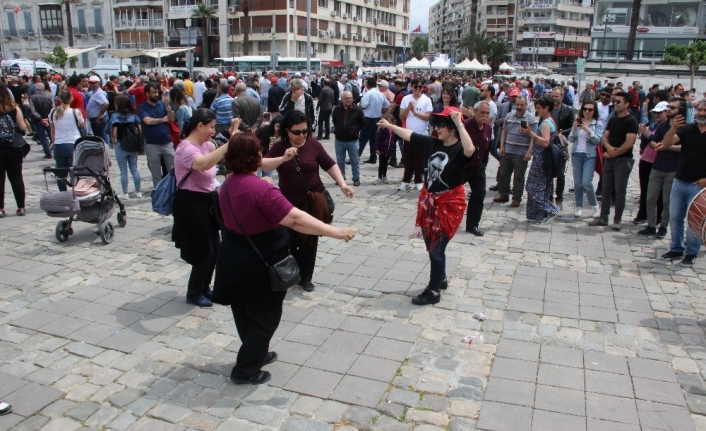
[289,128,309,136]
[413,85,424,89]
[668,106,680,110]
[583,108,595,112]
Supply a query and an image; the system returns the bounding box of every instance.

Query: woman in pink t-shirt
[173,109,240,308]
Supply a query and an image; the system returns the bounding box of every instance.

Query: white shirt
[337,81,344,100]
[597,101,611,130]
[259,77,271,96]
[49,108,84,145]
[193,81,206,107]
[401,94,432,134]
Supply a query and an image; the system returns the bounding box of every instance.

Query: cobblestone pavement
[1,137,705,431]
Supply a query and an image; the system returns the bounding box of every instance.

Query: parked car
[553,63,577,75]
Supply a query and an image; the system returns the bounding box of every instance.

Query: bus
[214,56,321,75]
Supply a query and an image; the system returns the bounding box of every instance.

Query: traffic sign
[576,58,586,73]
[9,64,20,76]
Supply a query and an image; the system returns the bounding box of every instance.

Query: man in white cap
[86,75,109,140]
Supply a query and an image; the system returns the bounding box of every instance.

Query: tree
[191,4,216,65]
[457,32,490,60]
[486,38,514,73]
[625,0,641,59]
[44,45,78,74]
[662,41,706,91]
[58,0,80,47]
[468,0,478,59]
[411,36,428,60]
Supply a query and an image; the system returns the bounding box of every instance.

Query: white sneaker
[574,208,582,217]
[117,194,129,200]
[415,183,423,191]
[590,205,600,218]
[135,192,143,198]
[373,178,384,185]
[398,182,411,191]
[382,177,389,184]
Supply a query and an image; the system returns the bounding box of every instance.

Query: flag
[412,25,421,33]
[13,6,20,13]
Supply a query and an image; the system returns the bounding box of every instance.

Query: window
[40,6,63,34]
[24,11,33,33]
[318,0,328,7]
[94,8,103,32]
[6,12,17,36]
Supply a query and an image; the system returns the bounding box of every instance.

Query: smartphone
[577,118,583,125]
[520,120,528,128]
[679,107,687,120]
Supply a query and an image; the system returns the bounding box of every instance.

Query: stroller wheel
[99,222,115,244]
[55,220,71,243]
[117,212,126,228]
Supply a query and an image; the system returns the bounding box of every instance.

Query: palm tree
[487,38,514,73]
[625,0,641,59]
[474,31,492,61]
[191,4,216,66]
[58,0,80,47]
[468,0,478,58]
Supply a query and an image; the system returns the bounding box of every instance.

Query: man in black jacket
[268,76,286,115]
[551,87,575,208]
[332,91,365,186]
[29,82,54,159]
[278,79,315,132]
[316,78,334,140]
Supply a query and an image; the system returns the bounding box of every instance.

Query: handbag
[222,180,300,292]
[151,169,193,216]
[595,143,604,175]
[71,109,86,138]
[292,156,335,218]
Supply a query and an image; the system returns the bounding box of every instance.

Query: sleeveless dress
[526,118,560,221]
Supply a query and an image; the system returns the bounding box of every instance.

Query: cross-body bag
[222,180,300,292]
[292,156,335,219]
[72,109,86,138]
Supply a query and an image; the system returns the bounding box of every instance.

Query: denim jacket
[568,119,603,159]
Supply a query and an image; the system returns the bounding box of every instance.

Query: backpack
[115,118,141,152]
[349,82,361,103]
[152,169,192,216]
[541,120,568,179]
[0,113,17,144]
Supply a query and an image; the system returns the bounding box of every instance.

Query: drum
[687,188,706,243]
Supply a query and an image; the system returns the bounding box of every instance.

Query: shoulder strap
[221,180,270,267]
[291,156,311,194]
[72,109,84,136]
[176,168,193,190]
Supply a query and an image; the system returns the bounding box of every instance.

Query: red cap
[432,106,461,117]
[514,80,520,86]
[281,71,288,76]
[509,88,520,97]
[270,77,278,84]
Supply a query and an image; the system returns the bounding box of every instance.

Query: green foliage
[411,37,428,60]
[457,31,492,60]
[662,41,706,89]
[44,45,77,69]
[190,3,216,20]
[486,39,515,73]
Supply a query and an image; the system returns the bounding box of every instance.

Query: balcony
[42,27,64,36]
[73,27,89,36]
[523,1,553,8]
[18,29,37,38]
[519,17,556,24]
[114,19,164,30]
[556,0,592,13]
[556,17,589,28]
[2,30,18,38]
[115,42,160,49]
[88,26,105,36]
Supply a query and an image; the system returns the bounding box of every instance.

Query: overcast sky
[412,0,437,33]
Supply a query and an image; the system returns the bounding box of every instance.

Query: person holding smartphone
[568,100,603,218]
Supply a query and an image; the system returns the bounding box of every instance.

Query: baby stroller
[40,135,126,244]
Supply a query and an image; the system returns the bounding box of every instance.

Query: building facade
[589,0,706,61]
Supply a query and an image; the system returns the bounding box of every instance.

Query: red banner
[554,48,585,57]
[322,60,344,66]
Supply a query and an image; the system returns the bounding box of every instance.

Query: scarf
[414,184,467,252]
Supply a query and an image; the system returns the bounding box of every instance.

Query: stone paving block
[534,384,585,416]
[532,409,587,431]
[489,357,537,383]
[300,310,347,330]
[281,306,312,324]
[34,417,83,431]
[549,280,580,293]
[337,316,383,335]
[270,340,318,365]
[262,361,300,389]
[377,322,423,342]
[8,415,49,431]
[495,339,540,362]
[580,294,616,309]
[37,316,91,338]
[506,296,543,314]
[126,417,186,431]
[320,330,373,354]
[540,344,584,368]
[613,298,652,314]
[283,367,343,399]
[584,352,628,374]
[148,403,190,423]
[304,347,358,374]
[0,414,23,430]
[543,301,580,319]
[10,310,62,331]
[4,382,63,416]
[67,323,121,345]
[280,415,333,431]
[581,306,618,323]
[636,399,696,431]
[544,289,580,305]
[483,377,535,407]
[234,404,287,426]
[616,309,658,328]
[586,418,641,431]
[632,377,686,406]
[315,400,348,423]
[509,285,544,301]
[347,354,400,382]
[284,325,334,347]
[585,370,634,398]
[330,375,389,408]
[585,392,640,425]
[387,389,420,407]
[476,401,532,431]
[363,337,413,362]
[67,401,101,421]
[289,396,323,416]
[537,363,584,391]
[627,357,678,382]
[579,282,613,297]
[344,405,381,427]
[98,330,154,353]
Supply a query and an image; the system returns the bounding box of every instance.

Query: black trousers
[0,147,25,210]
[230,289,286,378]
[637,159,662,221]
[554,175,565,202]
[378,155,390,178]
[317,110,331,138]
[465,165,487,229]
[289,229,318,282]
[187,224,220,297]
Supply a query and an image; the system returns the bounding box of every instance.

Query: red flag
[412,25,421,33]
[13,6,20,13]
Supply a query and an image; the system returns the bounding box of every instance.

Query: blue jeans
[335,139,360,181]
[571,153,597,208]
[260,95,268,112]
[257,168,273,178]
[669,179,702,256]
[114,142,141,193]
[53,144,74,191]
[358,117,380,161]
[490,130,501,161]
[90,117,107,141]
[34,121,51,156]
[424,231,451,293]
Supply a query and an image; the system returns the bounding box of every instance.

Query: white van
[1,60,58,77]
[89,57,135,80]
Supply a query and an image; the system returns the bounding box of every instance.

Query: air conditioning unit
[342,13,348,18]
[363,36,370,42]
[374,0,380,5]
[164,12,169,18]
[353,16,358,21]
[342,33,348,39]
[328,28,335,35]
[331,10,337,16]
[373,18,379,24]
[228,6,238,13]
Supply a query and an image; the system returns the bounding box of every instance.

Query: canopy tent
[498,62,515,71]
[141,47,195,74]
[455,58,491,71]
[100,50,145,76]
[20,51,51,61]
[403,57,425,68]
[65,45,103,57]
[430,57,450,70]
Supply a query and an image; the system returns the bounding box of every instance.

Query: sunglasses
[413,85,424,89]
[289,128,309,136]
[583,108,595,112]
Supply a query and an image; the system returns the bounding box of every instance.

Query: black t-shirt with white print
[410,133,471,193]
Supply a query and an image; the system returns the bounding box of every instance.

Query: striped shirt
[504,111,538,156]
[210,94,234,125]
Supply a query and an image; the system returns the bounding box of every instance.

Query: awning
[100,49,145,59]
[141,47,195,59]
[20,51,51,60]
[65,45,103,57]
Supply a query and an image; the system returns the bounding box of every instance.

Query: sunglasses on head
[289,128,309,136]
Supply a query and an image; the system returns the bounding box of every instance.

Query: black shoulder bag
[292,156,335,218]
[221,180,300,292]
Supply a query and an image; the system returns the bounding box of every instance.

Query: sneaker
[555,199,563,210]
[186,293,213,307]
[398,182,411,191]
[382,177,389,184]
[590,206,600,218]
[353,179,360,186]
[611,221,621,231]
[42,154,53,160]
[135,192,143,198]
[588,218,608,227]
[655,226,668,239]
[0,401,11,415]
[117,193,129,200]
[363,159,377,164]
[574,208,582,217]
[373,178,384,185]
[489,184,499,191]
[632,217,646,225]
[542,215,556,224]
[680,255,697,268]
[661,251,684,260]
[637,226,656,237]
[411,288,440,306]
[415,183,423,191]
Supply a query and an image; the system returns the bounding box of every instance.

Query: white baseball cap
[650,101,669,113]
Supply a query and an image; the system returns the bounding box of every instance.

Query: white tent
[65,45,103,57]
[404,57,425,68]
[468,58,491,71]
[454,58,475,70]
[498,62,515,71]
[430,57,450,69]
[141,47,195,74]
